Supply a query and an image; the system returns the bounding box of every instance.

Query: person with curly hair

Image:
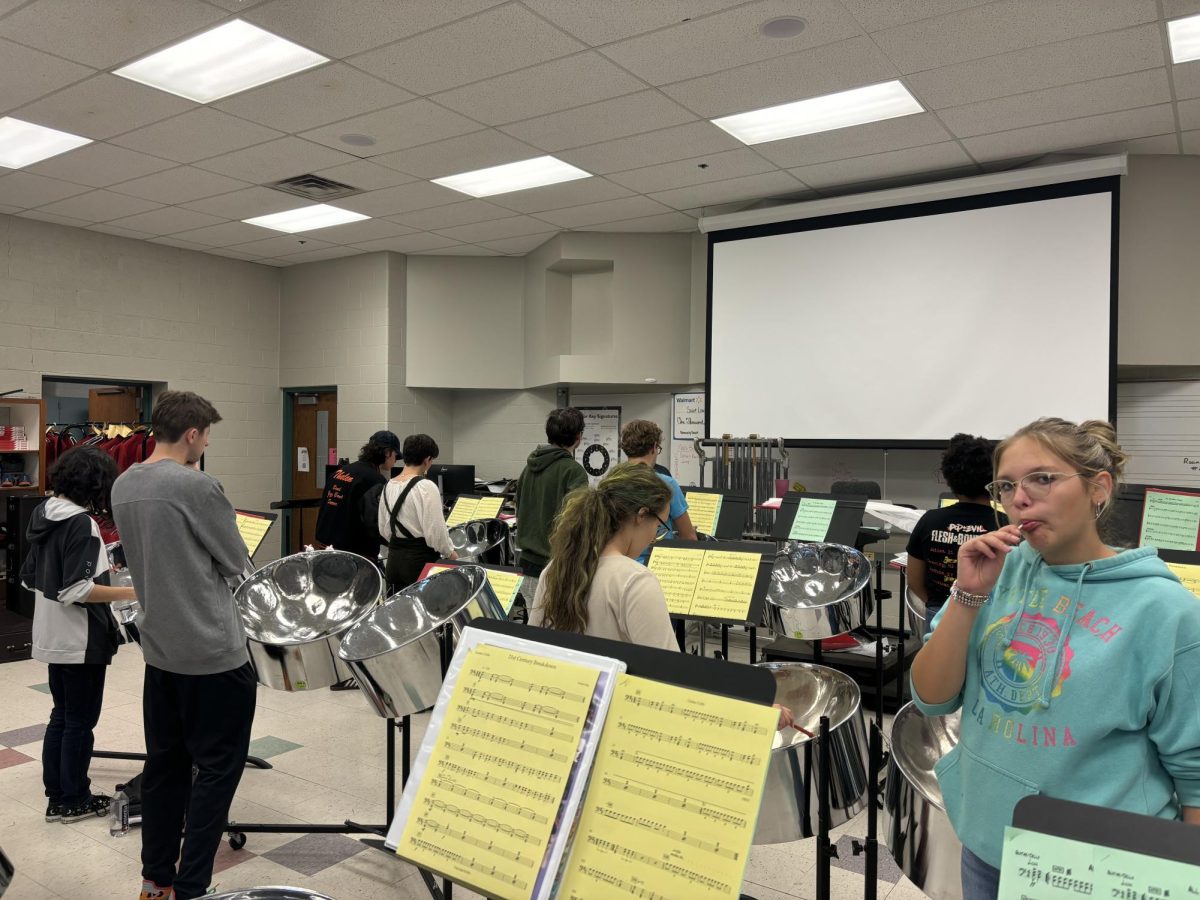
[619,419,697,564]
[22,446,137,824]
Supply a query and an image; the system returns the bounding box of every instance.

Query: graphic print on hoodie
[914,541,1200,868]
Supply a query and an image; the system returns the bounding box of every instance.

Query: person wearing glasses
[907,434,1008,637]
[911,417,1200,900]
[619,419,697,564]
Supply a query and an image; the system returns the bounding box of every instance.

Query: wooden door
[290,391,337,551]
[88,387,140,423]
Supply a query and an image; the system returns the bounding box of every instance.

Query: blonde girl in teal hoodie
[911,418,1200,900]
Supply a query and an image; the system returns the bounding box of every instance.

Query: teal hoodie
[914,542,1200,868]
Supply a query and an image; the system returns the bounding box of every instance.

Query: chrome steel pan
[883,702,963,899]
[754,662,869,844]
[236,550,383,692]
[448,517,511,564]
[905,587,928,638]
[207,889,336,900]
[766,542,872,641]
[337,565,506,718]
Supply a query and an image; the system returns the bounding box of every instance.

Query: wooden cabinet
[0,397,47,495]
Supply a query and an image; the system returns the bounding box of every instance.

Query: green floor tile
[248,735,302,759]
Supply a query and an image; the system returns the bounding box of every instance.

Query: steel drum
[337,565,506,718]
[236,550,383,692]
[766,542,873,641]
[448,517,511,564]
[207,889,336,900]
[905,587,928,638]
[883,702,963,899]
[754,662,869,844]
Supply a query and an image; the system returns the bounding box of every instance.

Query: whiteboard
[671,391,704,487]
[1117,382,1200,488]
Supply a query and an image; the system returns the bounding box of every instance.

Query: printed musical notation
[559,674,777,899]
[1140,488,1200,552]
[684,491,723,536]
[426,564,524,614]
[787,496,837,542]
[396,644,600,900]
[234,511,272,555]
[646,546,762,621]
[1166,562,1200,600]
[446,495,505,527]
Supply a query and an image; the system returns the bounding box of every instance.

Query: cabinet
[0,397,47,495]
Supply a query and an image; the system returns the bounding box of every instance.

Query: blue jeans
[961,846,1001,900]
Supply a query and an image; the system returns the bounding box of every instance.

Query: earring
[1094,502,1104,519]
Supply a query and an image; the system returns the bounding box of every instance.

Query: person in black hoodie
[515,408,588,577]
[23,447,137,823]
[314,430,400,563]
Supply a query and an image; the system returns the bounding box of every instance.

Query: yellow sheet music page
[396,643,599,900]
[685,491,723,536]
[484,569,524,613]
[559,674,777,899]
[646,546,704,615]
[691,550,761,621]
[445,497,479,527]
[475,495,504,519]
[1166,562,1200,600]
[234,513,271,555]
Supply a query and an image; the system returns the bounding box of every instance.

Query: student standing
[378,433,456,592]
[314,430,400,562]
[619,419,697,563]
[112,391,256,900]
[514,408,588,577]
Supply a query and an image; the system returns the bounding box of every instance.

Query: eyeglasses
[984,471,1090,505]
[652,511,671,540]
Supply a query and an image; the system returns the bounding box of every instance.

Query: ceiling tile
[17,209,92,228]
[837,0,996,32]
[521,0,747,45]
[0,172,90,209]
[661,35,899,118]
[960,104,1178,162]
[499,90,697,152]
[750,112,953,168]
[85,222,154,239]
[817,164,982,197]
[24,143,176,188]
[334,181,465,217]
[536,196,677,228]
[193,137,359,183]
[607,148,777,194]
[1183,131,1200,155]
[598,0,864,85]
[785,141,977,190]
[387,199,516,230]
[274,245,367,264]
[148,235,209,251]
[1180,98,1200,131]
[1175,61,1200,101]
[416,244,502,256]
[178,186,298,220]
[304,217,417,245]
[244,0,506,58]
[104,206,228,236]
[477,231,557,254]
[350,4,583,95]
[110,166,250,205]
[111,108,283,164]
[300,100,482,156]
[1062,132,1181,156]
[35,189,163,222]
[1164,0,1200,14]
[487,177,633,214]
[169,220,278,247]
[557,121,742,174]
[938,69,1171,138]
[214,63,414,134]
[203,0,271,10]
[0,39,94,113]
[228,233,336,257]
[907,24,1166,109]
[432,53,644,126]
[206,246,269,261]
[0,0,225,69]
[435,215,558,243]
[0,204,22,215]
[310,160,417,191]
[350,233,462,253]
[13,74,195,140]
[372,130,542,180]
[872,0,1157,73]
[579,211,699,232]
[647,170,808,211]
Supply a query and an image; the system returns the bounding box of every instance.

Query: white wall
[451,388,557,481]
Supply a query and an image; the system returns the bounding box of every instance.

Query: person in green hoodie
[911,417,1200,900]
[514,407,588,577]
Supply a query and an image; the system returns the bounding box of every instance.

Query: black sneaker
[45,802,62,822]
[60,794,111,823]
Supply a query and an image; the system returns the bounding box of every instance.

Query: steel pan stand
[849,579,887,900]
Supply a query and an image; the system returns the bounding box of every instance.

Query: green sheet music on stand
[787,497,837,542]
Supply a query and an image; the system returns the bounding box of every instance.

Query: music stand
[683,485,752,539]
[771,492,867,546]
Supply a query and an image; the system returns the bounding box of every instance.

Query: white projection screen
[707,181,1117,446]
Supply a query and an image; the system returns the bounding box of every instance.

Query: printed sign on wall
[671,392,705,487]
[578,407,622,487]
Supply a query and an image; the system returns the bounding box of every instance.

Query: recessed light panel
[0,117,92,169]
[432,155,591,198]
[114,19,328,103]
[1169,14,1200,64]
[712,81,923,146]
[244,203,368,233]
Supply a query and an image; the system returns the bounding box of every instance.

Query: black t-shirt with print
[906,502,1008,607]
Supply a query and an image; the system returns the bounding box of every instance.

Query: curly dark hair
[48,447,119,515]
[941,433,996,498]
[620,419,662,458]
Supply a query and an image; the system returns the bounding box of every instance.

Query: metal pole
[386,720,396,822]
[816,715,833,900]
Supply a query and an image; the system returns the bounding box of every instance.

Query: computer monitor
[425,464,476,501]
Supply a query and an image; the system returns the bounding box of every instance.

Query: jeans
[43,663,107,806]
[961,845,1001,900]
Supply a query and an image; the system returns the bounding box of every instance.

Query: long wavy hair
[538,462,671,634]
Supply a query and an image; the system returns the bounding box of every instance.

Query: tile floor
[0,644,931,900]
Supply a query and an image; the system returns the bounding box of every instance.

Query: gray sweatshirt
[112,460,249,675]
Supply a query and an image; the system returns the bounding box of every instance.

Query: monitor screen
[426,464,476,500]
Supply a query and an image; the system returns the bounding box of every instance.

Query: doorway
[283,389,337,552]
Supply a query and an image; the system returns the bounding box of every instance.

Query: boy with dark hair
[378,433,456,591]
[514,407,588,577]
[112,390,256,900]
[315,430,400,561]
[24,447,137,824]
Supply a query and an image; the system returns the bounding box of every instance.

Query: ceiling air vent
[265,174,363,202]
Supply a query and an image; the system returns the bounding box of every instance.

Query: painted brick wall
[452,388,557,482]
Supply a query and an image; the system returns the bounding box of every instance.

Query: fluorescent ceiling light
[0,117,91,169]
[712,80,924,145]
[432,155,591,197]
[244,204,368,233]
[1168,13,1200,64]
[114,19,328,103]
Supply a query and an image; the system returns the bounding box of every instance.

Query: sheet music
[475,495,504,518]
[647,546,761,621]
[428,565,524,614]
[396,643,600,899]
[234,511,273,556]
[646,546,704,615]
[685,491,723,536]
[788,496,837,541]
[446,497,479,527]
[1140,489,1200,552]
[559,674,777,899]
[1165,562,1200,600]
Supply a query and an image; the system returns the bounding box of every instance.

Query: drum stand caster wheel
[228,832,247,851]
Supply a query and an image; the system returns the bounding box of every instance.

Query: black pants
[519,558,547,578]
[141,662,256,900]
[43,662,107,806]
[385,537,439,594]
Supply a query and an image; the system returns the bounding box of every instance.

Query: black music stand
[771,492,868,546]
[682,486,752,540]
[270,497,322,557]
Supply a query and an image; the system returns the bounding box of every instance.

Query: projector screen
[707,179,1117,446]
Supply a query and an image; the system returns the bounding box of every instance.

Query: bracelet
[948,581,990,608]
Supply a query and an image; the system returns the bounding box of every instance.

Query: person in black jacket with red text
[314,430,400,562]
